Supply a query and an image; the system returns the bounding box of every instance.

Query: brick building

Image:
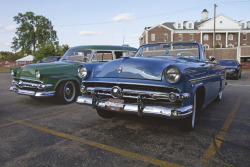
[140,9,250,49]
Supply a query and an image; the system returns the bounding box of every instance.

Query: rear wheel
[56,81,76,104]
[179,93,197,132]
[96,108,115,119]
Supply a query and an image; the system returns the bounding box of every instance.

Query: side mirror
[209,55,215,61]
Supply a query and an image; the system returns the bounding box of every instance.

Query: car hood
[93,57,182,81]
[19,61,81,78]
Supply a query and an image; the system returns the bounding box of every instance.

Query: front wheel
[96,108,115,119]
[56,81,76,104]
[179,93,197,132]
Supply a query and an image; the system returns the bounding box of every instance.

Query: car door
[207,61,221,102]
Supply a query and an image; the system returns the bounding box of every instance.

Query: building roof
[162,22,203,30]
[16,55,34,62]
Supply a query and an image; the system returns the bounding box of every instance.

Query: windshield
[60,49,92,62]
[218,60,237,66]
[135,42,199,59]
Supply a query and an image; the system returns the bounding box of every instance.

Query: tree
[34,44,56,62]
[34,44,69,62]
[0,51,23,61]
[11,11,58,55]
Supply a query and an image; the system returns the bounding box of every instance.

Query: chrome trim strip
[189,74,221,84]
[83,81,182,93]
[76,96,193,119]
[12,80,53,89]
[85,87,190,101]
[9,86,55,97]
[17,78,43,83]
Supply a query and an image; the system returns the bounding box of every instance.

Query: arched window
[228,34,233,40]
[216,34,221,40]
[204,44,209,49]
[204,34,209,41]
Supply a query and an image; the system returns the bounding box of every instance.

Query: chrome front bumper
[9,86,55,97]
[76,95,193,119]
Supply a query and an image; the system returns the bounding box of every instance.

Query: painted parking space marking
[2,117,184,167]
[0,106,81,128]
[227,84,250,86]
[202,96,242,163]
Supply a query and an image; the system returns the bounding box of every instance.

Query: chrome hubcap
[65,87,71,96]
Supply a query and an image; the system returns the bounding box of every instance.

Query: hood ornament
[117,67,123,74]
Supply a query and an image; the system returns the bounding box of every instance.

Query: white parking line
[227,84,250,86]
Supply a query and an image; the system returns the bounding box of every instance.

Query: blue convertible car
[76,42,226,131]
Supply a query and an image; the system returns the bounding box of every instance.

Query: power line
[53,1,250,27]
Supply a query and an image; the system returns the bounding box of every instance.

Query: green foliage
[0,51,23,61]
[11,11,58,55]
[34,44,69,62]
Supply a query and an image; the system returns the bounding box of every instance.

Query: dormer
[184,21,194,29]
[239,20,247,29]
[174,21,183,29]
[248,21,250,29]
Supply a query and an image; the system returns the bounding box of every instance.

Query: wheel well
[196,86,205,111]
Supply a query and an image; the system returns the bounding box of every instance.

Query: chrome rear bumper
[9,86,55,97]
[76,96,193,119]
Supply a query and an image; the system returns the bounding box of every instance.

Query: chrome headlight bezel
[164,65,181,83]
[35,70,40,78]
[78,65,88,78]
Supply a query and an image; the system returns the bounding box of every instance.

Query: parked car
[218,59,242,79]
[9,45,137,103]
[37,56,61,63]
[76,42,226,131]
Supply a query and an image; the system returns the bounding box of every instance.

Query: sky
[0,0,250,52]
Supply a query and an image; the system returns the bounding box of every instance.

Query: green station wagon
[9,45,137,103]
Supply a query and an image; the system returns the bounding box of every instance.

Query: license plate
[105,98,124,111]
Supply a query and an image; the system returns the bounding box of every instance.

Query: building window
[164,33,168,41]
[204,34,209,41]
[243,33,247,40]
[216,34,221,40]
[189,23,192,29]
[204,44,209,50]
[241,23,245,29]
[151,34,155,41]
[228,34,233,40]
[178,23,181,29]
[189,34,193,41]
[178,34,183,41]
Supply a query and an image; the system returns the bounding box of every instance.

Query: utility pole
[213,4,217,56]
[50,25,52,45]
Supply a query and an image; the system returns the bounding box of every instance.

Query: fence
[0,61,34,68]
[205,46,250,69]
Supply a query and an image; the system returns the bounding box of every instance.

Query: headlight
[78,65,87,78]
[164,66,181,83]
[35,70,40,78]
[11,69,14,76]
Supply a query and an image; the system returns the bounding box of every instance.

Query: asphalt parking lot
[1,72,250,167]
